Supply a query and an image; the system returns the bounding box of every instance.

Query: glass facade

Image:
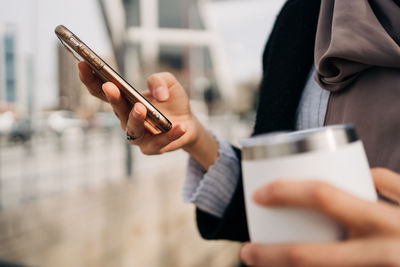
[122,0,218,104]
[159,45,184,70]
[4,32,16,103]
[123,0,204,29]
[123,0,141,27]
[158,0,204,29]
[124,43,142,86]
[190,46,220,105]
[158,44,219,106]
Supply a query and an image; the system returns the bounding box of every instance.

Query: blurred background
[0,0,284,266]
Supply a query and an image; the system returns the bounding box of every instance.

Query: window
[158,0,204,29]
[123,0,141,27]
[159,45,184,70]
[4,32,16,103]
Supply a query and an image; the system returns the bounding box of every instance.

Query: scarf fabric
[315,0,400,172]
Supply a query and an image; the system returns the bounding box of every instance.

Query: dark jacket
[196,0,322,242]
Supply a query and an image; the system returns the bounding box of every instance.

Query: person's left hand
[240,167,400,267]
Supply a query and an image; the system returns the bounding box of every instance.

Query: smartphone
[55,25,172,133]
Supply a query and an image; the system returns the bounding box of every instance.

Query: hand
[240,167,400,267]
[78,62,218,169]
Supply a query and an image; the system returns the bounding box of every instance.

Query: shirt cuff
[182,137,240,218]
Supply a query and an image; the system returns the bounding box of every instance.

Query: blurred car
[9,118,34,143]
[93,112,119,131]
[0,111,15,136]
[47,110,88,135]
[0,111,34,143]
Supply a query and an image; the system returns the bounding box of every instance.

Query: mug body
[241,125,377,243]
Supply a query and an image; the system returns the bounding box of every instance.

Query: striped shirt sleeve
[182,137,240,218]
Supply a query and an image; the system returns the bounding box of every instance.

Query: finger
[371,168,400,204]
[138,124,186,155]
[102,82,131,130]
[141,90,152,99]
[147,72,177,102]
[126,103,147,144]
[240,239,400,267]
[253,180,379,231]
[78,62,107,102]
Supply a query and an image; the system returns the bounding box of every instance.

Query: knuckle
[147,73,160,83]
[79,73,90,84]
[114,111,121,119]
[285,247,309,267]
[383,212,400,233]
[120,121,126,131]
[388,255,400,267]
[87,88,99,97]
[152,139,165,151]
[242,245,261,266]
[371,167,388,177]
[309,181,331,207]
[381,242,400,267]
[160,71,176,81]
[147,72,175,84]
[139,146,152,155]
[140,145,161,156]
[128,140,138,146]
[395,213,400,226]
[147,72,176,85]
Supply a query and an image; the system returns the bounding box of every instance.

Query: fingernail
[240,243,252,265]
[155,86,169,101]
[102,86,112,102]
[253,186,270,205]
[133,105,142,118]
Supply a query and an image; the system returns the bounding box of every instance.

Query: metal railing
[0,127,126,211]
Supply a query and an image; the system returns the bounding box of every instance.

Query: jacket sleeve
[195,146,250,242]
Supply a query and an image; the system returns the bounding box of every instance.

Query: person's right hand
[78,62,219,169]
[239,168,400,267]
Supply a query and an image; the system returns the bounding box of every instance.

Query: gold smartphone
[55,25,172,133]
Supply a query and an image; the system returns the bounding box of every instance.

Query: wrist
[183,117,219,170]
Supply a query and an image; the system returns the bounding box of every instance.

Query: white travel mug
[240,124,377,244]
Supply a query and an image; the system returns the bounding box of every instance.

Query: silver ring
[126,132,137,141]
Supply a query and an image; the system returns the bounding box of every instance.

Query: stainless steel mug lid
[240,124,358,160]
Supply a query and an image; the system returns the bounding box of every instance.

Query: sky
[212,0,285,83]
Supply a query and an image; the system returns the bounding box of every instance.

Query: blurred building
[0,0,240,119]
[57,41,112,112]
[103,0,286,115]
[101,0,235,114]
[0,0,286,118]
[0,0,114,116]
[0,24,27,113]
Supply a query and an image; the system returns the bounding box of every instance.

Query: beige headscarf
[314,0,400,172]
